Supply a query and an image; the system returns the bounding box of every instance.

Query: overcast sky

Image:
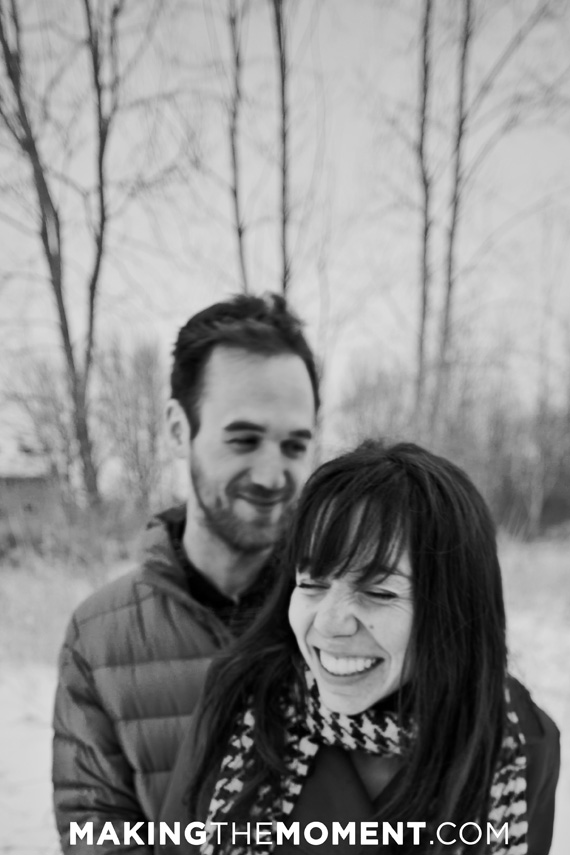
[1,0,569,439]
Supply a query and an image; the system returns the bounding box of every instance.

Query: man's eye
[283,441,307,458]
[229,437,258,449]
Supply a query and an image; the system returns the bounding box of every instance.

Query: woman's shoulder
[507,675,560,855]
[507,675,560,748]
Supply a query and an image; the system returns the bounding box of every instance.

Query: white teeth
[318,650,380,676]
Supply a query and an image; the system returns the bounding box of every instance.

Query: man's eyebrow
[224,421,313,440]
[290,429,313,440]
[224,421,265,433]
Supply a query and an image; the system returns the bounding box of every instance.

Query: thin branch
[228,0,249,292]
[415,0,433,417]
[119,0,162,88]
[431,0,473,435]
[466,0,550,121]
[82,0,111,391]
[0,204,37,235]
[459,109,520,192]
[0,0,75,390]
[270,0,291,295]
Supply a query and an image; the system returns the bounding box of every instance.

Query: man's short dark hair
[170,293,320,437]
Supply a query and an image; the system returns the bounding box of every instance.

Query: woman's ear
[166,399,190,460]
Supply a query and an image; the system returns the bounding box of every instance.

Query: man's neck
[182,518,270,602]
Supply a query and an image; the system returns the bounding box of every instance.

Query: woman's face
[288,542,414,716]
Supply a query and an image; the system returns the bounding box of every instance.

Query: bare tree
[269,0,291,295]
[4,356,79,498]
[337,364,412,448]
[375,1,568,444]
[98,339,165,510]
[201,0,322,298]
[520,220,569,535]
[0,0,164,504]
[227,0,250,292]
[428,0,473,435]
[414,0,434,423]
[428,0,559,437]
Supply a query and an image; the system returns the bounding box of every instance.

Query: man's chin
[236,496,284,521]
[201,501,291,554]
[231,521,282,553]
[235,500,287,530]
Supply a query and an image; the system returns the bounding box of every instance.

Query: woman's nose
[312,588,358,637]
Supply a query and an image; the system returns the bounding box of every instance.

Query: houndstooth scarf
[201,671,527,855]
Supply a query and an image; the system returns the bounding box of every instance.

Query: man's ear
[166,399,190,459]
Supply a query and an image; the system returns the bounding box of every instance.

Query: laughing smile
[317,649,383,676]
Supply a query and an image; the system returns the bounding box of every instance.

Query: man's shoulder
[71,566,153,627]
[69,507,188,631]
[61,551,217,670]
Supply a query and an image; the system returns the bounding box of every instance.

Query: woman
[161,441,559,855]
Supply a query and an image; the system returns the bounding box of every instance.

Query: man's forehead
[205,345,301,376]
[204,347,314,397]
[200,346,316,424]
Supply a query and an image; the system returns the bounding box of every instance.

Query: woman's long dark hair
[187,441,507,854]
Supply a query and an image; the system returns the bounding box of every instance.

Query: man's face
[186,346,316,553]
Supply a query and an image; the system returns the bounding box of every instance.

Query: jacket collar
[137,507,232,647]
[139,505,191,597]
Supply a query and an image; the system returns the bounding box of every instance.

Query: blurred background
[0,0,568,852]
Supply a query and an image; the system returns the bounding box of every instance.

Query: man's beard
[190,460,294,555]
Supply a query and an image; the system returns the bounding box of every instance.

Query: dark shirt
[164,506,275,634]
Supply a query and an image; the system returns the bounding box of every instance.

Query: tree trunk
[73,383,100,504]
[270,0,291,295]
[228,0,249,292]
[430,0,472,440]
[0,2,101,504]
[415,0,434,430]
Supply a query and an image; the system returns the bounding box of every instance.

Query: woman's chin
[315,681,383,717]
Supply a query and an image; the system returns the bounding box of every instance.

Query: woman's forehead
[310,500,375,541]
[298,497,409,576]
[303,532,410,576]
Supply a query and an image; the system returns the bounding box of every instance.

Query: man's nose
[249,446,287,491]
[313,588,358,637]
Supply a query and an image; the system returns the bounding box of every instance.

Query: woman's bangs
[344,495,408,584]
[291,488,348,578]
[295,485,408,583]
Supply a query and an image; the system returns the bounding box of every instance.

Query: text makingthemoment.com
[69,820,510,848]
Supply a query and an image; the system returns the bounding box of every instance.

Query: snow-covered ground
[0,664,59,854]
[1,542,568,854]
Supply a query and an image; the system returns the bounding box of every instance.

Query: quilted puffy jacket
[52,511,237,854]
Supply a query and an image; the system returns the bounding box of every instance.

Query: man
[52,294,319,853]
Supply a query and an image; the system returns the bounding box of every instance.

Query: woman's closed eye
[364,588,399,602]
[295,576,329,593]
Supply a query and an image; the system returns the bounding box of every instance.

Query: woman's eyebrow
[350,562,410,581]
[381,567,410,579]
